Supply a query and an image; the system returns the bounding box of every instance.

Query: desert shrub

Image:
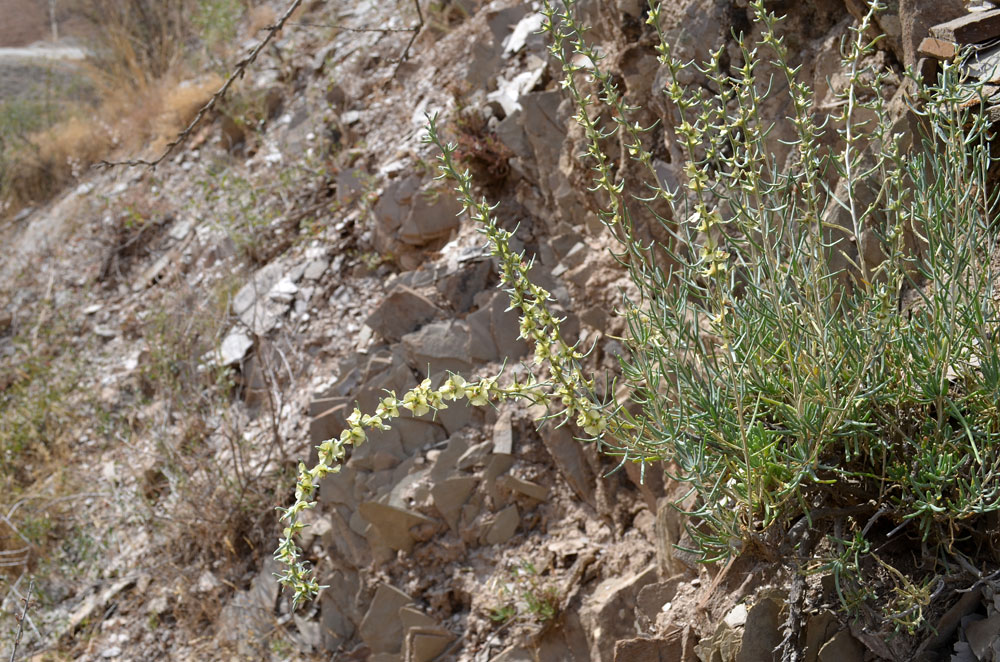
[549,0,1000,626]
[74,0,187,81]
[278,0,1000,629]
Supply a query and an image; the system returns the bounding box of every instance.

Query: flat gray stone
[487,290,529,361]
[400,606,439,630]
[401,320,474,375]
[817,629,865,662]
[268,277,298,304]
[217,559,281,657]
[456,440,492,471]
[965,613,1000,661]
[614,637,682,662]
[399,607,455,662]
[309,399,349,446]
[349,427,405,471]
[737,597,782,662]
[395,416,447,456]
[320,508,371,570]
[583,565,658,662]
[491,647,534,662]
[303,257,329,280]
[373,176,420,244]
[366,285,442,342]
[803,611,839,662]
[487,5,531,44]
[540,424,594,506]
[636,579,682,623]
[495,109,532,161]
[497,475,548,501]
[431,476,478,531]
[233,262,288,334]
[372,177,463,248]
[467,304,500,363]
[319,581,357,652]
[485,504,519,545]
[430,434,472,482]
[358,501,438,552]
[407,631,454,662]
[436,259,490,313]
[359,583,413,654]
[492,410,514,454]
[483,453,514,492]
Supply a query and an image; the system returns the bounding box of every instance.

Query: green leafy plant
[193,0,247,56]
[277,0,1000,630]
[196,147,332,264]
[487,561,561,625]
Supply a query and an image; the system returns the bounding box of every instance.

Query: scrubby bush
[278,0,1000,629]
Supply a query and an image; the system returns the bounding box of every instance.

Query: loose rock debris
[6,0,1000,661]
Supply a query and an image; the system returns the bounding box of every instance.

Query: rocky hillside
[3,1,1000,661]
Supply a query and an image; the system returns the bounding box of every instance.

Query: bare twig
[392,0,424,79]
[29,273,55,346]
[0,514,34,550]
[6,493,110,521]
[777,517,820,662]
[96,0,305,169]
[7,578,33,662]
[0,561,29,570]
[285,21,417,33]
[255,338,288,477]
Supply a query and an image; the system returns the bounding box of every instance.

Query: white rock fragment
[219,329,254,366]
[93,325,117,339]
[724,603,748,629]
[196,570,221,593]
[169,217,195,241]
[302,259,328,280]
[268,278,299,304]
[488,67,545,116]
[504,12,545,55]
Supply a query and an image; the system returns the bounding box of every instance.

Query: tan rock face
[484,503,519,545]
[365,284,442,342]
[900,0,965,68]
[431,475,478,531]
[358,583,413,654]
[357,501,439,553]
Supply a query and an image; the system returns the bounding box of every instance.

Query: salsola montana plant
[278,0,1000,627]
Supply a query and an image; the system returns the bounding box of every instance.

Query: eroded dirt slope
[4,1,998,661]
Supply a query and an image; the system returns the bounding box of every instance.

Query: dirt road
[0,45,86,60]
[0,0,48,48]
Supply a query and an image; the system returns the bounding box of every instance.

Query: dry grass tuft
[247,5,277,35]
[0,0,252,218]
[1,73,220,214]
[152,75,224,150]
[3,117,112,209]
